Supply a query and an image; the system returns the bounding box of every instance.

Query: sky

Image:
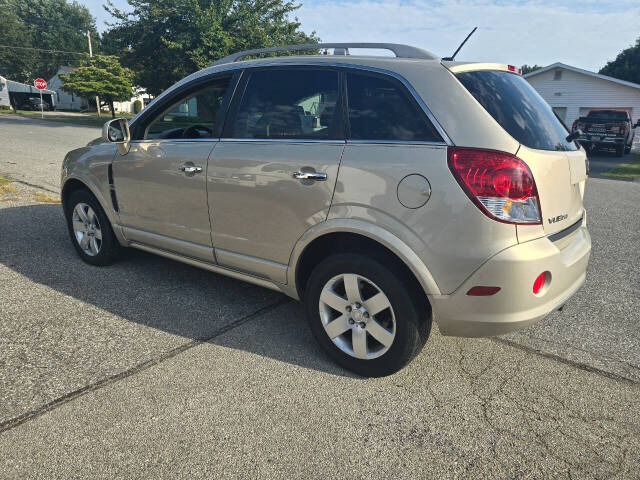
[83,0,640,72]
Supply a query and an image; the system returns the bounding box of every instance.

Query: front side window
[346,72,442,142]
[145,80,230,140]
[229,69,339,139]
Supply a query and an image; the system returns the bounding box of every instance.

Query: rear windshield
[586,110,628,121]
[456,70,577,151]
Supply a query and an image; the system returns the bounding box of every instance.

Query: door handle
[180,164,203,174]
[292,171,327,181]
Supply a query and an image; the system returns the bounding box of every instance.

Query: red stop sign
[34,78,47,90]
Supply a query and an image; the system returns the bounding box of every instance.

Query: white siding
[47,71,88,111]
[526,67,640,128]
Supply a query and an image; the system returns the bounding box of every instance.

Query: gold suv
[61,43,591,376]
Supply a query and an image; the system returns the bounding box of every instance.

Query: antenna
[442,27,478,61]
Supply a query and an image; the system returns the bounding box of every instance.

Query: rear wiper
[566,129,582,142]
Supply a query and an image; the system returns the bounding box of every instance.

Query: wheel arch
[290,220,441,301]
[61,176,126,245]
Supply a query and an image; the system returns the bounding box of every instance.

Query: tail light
[447,147,541,225]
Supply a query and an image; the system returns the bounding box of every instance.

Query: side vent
[107,164,119,212]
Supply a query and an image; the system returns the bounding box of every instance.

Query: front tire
[65,189,120,266]
[304,253,431,377]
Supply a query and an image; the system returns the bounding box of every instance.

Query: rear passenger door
[207,67,344,283]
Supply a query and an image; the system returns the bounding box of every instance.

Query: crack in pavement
[0,298,291,434]
[492,336,639,384]
[450,338,640,479]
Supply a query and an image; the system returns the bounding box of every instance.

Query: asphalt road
[0,115,100,191]
[0,115,639,478]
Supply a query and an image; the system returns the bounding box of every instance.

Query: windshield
[456,70,577,151]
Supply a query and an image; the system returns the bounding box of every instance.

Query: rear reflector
[533,272,548,294]
[467,286,501,296]
[447,147,541,224]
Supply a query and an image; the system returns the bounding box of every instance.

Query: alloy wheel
[318,273,396,360]
[72,202,102,256]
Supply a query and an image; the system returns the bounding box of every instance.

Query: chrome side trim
[129,242,286,293]
[346,139,447,147]
[130,138,219,144]
[219,138,345,144]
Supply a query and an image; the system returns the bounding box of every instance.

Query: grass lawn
[602,154,640,180]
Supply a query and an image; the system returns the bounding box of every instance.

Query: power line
[0,44,89,56]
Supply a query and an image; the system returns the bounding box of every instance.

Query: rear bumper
[429,226,591,337]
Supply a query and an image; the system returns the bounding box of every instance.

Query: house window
[553,70,562,81]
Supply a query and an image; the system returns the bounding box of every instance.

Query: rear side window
[346,72,442,142]
[456,70,577,151]
[229,69,339,139]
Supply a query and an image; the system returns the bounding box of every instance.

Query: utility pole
[87,30,100,117]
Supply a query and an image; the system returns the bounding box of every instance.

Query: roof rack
[212,43,439,66]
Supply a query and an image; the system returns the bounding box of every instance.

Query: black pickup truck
[572,110,638,156]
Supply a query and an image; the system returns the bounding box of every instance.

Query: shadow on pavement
[0,203,353,378]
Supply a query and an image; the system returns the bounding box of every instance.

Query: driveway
[587,136,639,178]
[1,115,639,478]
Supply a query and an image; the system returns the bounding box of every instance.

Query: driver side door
[112,75,233,262]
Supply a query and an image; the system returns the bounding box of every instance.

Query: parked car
[20,97,53,111]
[572,109,638,156]
[61,43,591,376]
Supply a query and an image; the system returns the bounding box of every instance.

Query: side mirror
[102,118,131,155]
[635,120,640,128]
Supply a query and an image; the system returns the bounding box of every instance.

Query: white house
[524,63,640,129]
[48,66,151,113]
[47,66,89,111]
[112,88,152,114]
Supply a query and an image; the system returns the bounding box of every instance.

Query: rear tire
[624,144,631,154]
[65,189,120,266]
[304,253,431,377]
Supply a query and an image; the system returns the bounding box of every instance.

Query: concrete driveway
[1,115,639,478]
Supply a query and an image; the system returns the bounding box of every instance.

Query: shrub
[133,99,142,114]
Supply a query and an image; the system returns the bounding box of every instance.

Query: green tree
[0,10,34,84]
[600,38,640,85]
[0,0,98,83]
[60,56,133,118]
[102,0,318,96]
[521,64,543,75]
